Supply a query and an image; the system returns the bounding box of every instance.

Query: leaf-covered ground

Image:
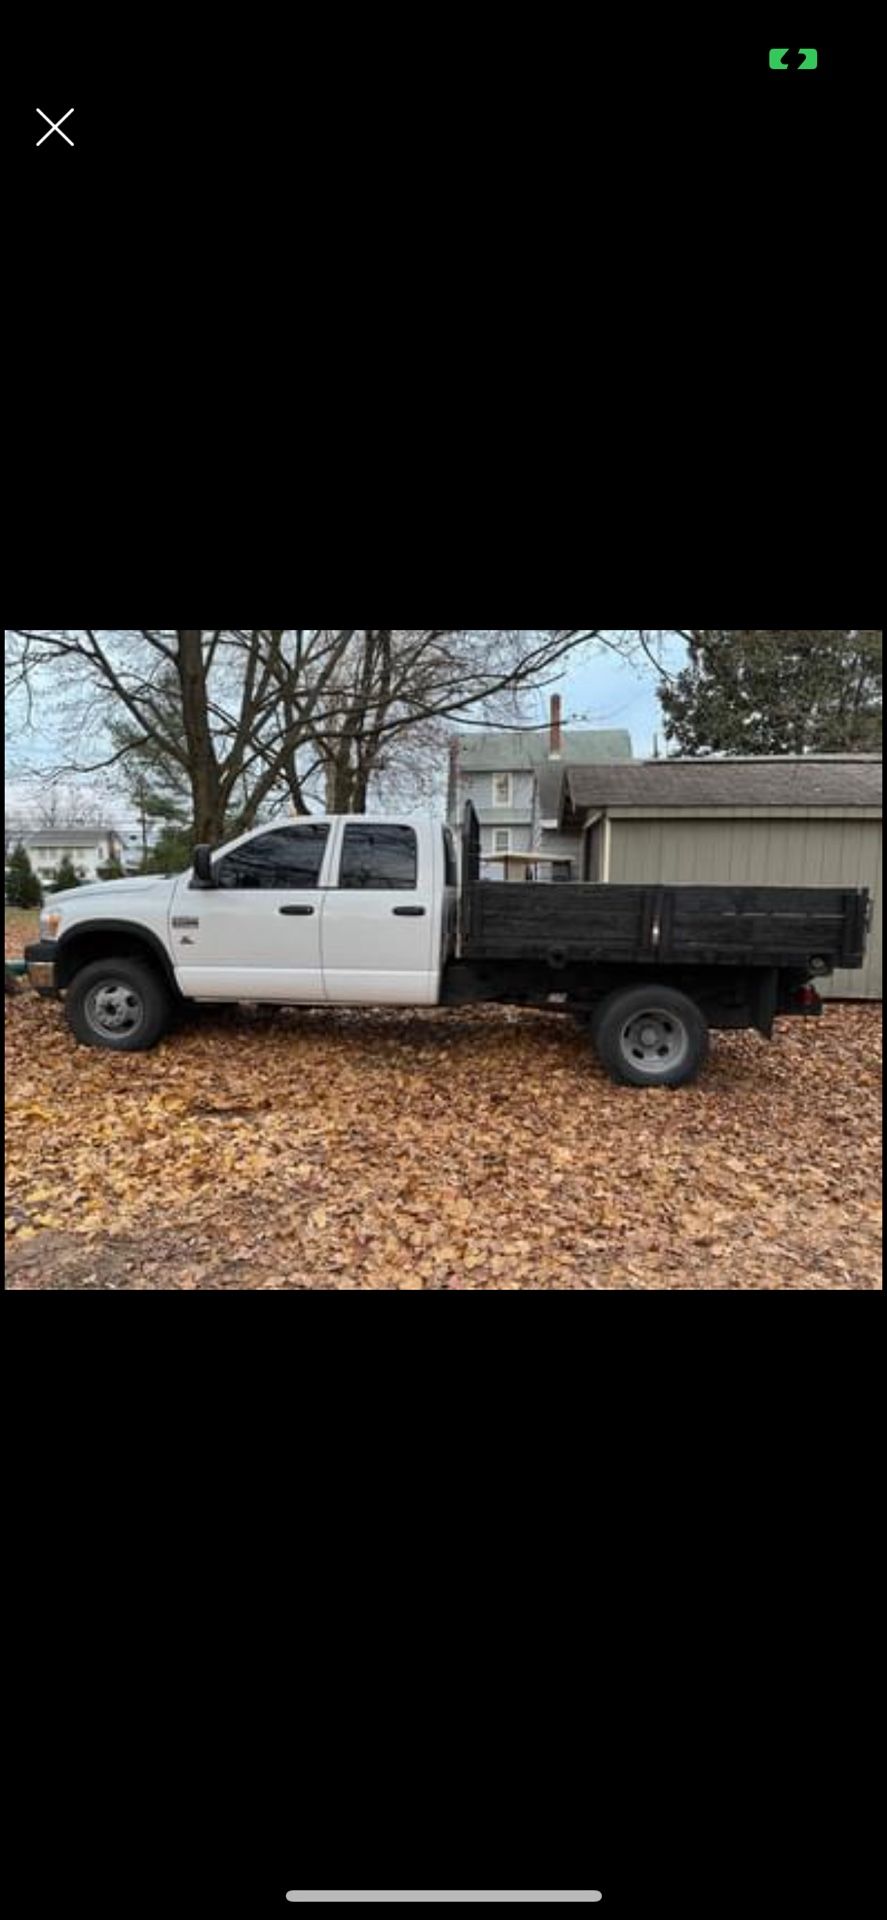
[4,967,882,1288]
[5,908,39,959]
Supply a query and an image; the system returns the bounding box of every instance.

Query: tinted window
[216,825,329,890]
[339,825,417,891]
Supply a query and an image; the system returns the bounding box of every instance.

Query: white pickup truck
[25,806,870,1087]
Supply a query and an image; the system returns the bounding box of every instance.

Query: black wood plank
[462,878,869,970]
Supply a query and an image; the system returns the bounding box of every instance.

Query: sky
[536,630,687,756]
[568,635,684,755]
[4,630,687,826]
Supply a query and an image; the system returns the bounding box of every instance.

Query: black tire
[594,984,709,1089]
[572,1003,607,1043]
[65,956,172,1052]
[588,1001,608,1044]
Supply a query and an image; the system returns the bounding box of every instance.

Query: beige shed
[560,757,882,1000]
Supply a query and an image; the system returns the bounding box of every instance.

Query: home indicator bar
[285,1899,604,1906]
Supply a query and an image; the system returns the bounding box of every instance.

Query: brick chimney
[549,694,563,761]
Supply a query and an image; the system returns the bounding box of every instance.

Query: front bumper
[24,940,61,997]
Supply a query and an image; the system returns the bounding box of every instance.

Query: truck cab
[26,816,460,1033]
[178,815,458,1007]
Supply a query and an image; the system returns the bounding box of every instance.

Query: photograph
[5,629,881,1292]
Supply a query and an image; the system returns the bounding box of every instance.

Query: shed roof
[562,756,882,822]
[458,728,633,773]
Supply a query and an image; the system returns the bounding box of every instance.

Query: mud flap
[752,968,780,1040]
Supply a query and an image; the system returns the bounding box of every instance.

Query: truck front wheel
[65,957,172,1052]
[594,985,709,1089]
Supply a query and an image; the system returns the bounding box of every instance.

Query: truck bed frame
[459,803,869,979]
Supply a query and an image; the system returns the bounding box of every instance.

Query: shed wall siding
[608,817,882,999]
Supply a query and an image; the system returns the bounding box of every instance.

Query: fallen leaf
[4,991,882,1292]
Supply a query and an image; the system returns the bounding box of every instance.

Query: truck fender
[55,920,181,997]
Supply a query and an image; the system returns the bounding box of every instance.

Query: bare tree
[7,629,354,842]
[35,784,108,828]
[6,629,616,839]
[310,629,601,813]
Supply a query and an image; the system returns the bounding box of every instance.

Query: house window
[493,829,512,855]
[552,860,573,884]
[492,772,513,808]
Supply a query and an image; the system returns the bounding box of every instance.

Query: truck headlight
[40,909,63,940]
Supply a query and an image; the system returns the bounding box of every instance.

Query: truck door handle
[279,905,315,916]
[392,906,426,917]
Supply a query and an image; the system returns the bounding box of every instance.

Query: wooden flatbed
[459,804,870,976]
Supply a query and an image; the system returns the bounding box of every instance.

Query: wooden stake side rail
[460,799,869,973]
[461,879,866,970]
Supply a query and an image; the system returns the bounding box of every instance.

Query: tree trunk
[176,631,226,842]
[329,745,358,814]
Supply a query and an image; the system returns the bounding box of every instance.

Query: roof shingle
[563,757,882,819]
[24,828,116,848]
[457,729,633,773]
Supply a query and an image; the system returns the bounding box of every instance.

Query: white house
[22,828,127,886]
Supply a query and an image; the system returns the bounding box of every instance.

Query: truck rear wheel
[65,957,172,1052]
[594,985,709,1089]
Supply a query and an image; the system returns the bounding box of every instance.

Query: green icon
[769,47,818,68]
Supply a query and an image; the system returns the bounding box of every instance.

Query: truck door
[321,822,436,1004]
[170,823,331,1001]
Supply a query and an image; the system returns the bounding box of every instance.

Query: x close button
[36,107,75,147]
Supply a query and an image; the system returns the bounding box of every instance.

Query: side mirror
[191,844,217,888]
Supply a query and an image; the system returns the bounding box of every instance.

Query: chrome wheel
[619,1007,690,1076]
[84,978,146,1040]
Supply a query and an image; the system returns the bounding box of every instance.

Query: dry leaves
[4,965,883,1289]
[4,909,39,961]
